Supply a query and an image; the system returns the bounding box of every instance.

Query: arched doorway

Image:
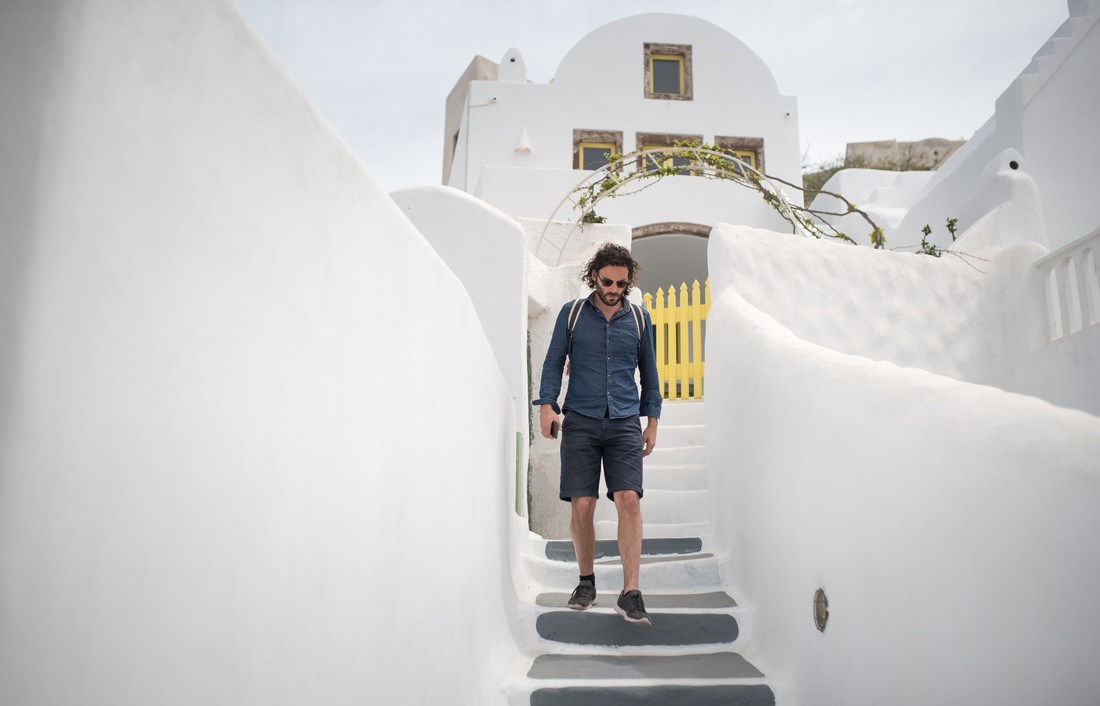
[632,222,710,294]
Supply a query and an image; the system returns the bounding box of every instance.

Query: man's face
[593,265,630,307]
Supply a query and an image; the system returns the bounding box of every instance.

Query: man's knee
[571,496,597,518]
[613,489,641,514]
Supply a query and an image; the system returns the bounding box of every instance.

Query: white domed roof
[552,13,781,101]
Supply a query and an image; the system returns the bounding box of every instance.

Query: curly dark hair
[581,242,641,296]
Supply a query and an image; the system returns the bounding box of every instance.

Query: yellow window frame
[641,144,697,175]
[578,142,616,171]
[648,54,685,95]
[728,150,756,169]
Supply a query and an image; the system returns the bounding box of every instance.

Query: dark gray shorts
[559,412,644,501]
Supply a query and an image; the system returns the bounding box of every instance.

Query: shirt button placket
[606,326,611,381]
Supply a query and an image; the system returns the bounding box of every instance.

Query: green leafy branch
[892,217,988,272]
[572,141,887,249]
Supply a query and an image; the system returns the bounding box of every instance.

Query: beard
[596,287,621,307]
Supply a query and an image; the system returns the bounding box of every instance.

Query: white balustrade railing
[1036,228,1100,341]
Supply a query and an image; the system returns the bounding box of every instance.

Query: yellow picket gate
[643,279,710,400]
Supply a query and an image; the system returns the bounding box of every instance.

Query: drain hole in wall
[814,588,829,632]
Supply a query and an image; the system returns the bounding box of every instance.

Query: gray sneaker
[615,589,652,626]
[567,579,597,610]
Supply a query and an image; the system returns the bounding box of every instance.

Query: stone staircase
[507,401,782,705]
[1001,0,1099,109]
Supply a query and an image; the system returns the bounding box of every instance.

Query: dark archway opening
[632,222,710,295]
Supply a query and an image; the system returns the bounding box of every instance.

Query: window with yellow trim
[644,43,693,101]
[715,136,765,174]
[573,130,623,171]
[636,132,703,176]
[579,142,615,171]
[649,55,683,95]
[641,145,694,175]
[728,150,756,169]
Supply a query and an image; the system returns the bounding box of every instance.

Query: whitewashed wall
[706,226,1100,705]
[0,2,518,704]
[710,226,1004,386]
[1018,2,1100,247]
[808,168,934,241]
[391,185,529,507]
[783,148,1100,418]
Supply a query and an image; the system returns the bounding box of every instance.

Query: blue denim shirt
[534,294,662,420]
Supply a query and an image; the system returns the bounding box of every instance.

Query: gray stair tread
[531,684,775,705]
[536,611,738,646]
[528,651,764,679]
[546,537,702,562]
[536,591,736,608]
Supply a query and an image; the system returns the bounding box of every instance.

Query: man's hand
[540,404,561,439]
[642,417,658,456]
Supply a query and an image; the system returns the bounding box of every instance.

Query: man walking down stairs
[511,401,781,705]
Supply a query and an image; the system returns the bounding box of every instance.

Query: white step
[646,444,706,466]
[644,463,707,491]
[655,423,706,447]
[658,400,705,426]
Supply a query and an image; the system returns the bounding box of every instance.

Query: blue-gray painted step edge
[531,684,775,706]
[528,651,764,679]
[535,591,736,609]
[536,611,738,647]
[545,537,702,561]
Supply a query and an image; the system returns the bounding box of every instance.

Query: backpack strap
[629,303,644,345]
[566,298,585,358]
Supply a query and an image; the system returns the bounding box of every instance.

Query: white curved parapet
[705,224,1100,705]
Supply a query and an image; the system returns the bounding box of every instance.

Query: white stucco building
[443,13,802,291]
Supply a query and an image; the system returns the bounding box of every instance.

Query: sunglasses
[599,276,629,289]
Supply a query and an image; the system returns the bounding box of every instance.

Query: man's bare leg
[570,496,598,576]
[613,490,642,593]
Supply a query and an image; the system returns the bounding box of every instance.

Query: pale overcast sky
[232,0,1069,191]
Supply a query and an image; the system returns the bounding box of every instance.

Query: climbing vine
[572,141,887,249]
[570,142,990,271]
